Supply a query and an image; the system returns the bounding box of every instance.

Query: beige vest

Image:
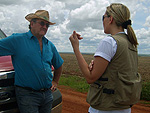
[86,33,142,110]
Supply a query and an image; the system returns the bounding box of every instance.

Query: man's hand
[51,81,58,92]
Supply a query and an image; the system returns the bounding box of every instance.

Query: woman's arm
[69,31,109,84]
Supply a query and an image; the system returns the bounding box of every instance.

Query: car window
[0,29,7,39]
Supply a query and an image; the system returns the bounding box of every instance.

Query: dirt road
[58,85,150,113]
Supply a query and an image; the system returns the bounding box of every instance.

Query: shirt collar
[27,30,48,44]
[27,30,34,39]
[43,36,49,44]
[116,32,125,34]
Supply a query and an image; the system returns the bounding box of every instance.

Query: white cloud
[0,0,150,54]
[144,16,150,27]
[70,0,107,20]
[135,28,150,54]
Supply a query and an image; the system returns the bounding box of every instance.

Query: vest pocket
[86,83,103,106]
[115,72,142,105]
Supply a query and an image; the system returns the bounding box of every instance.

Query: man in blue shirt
[0,10,64,113]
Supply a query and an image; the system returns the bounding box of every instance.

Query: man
[0,10,64,113]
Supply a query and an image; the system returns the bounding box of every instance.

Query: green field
[59,53,150,100]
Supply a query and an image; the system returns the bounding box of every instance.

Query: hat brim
[25,13,56,25]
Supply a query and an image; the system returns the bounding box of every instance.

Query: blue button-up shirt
[0,30,64,90]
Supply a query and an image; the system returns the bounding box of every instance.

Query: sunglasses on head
[37,21,49,28]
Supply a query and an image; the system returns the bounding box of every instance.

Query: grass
[59,74,89,93]
[140,100,150,105]
[59,53,150,101]
[141,82,150,101]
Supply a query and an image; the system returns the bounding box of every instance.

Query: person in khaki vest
[69,3,141,113]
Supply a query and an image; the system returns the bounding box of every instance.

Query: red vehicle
[0,29,62,113]
[0,29,14,72]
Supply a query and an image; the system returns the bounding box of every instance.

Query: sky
[0,0,150,54]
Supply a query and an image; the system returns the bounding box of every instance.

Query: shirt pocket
[43,49,53,64]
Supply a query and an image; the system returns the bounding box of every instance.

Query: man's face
[31,19,49,38]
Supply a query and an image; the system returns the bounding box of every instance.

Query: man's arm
[51,65,63,91]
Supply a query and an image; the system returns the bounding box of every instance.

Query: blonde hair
[106,3,138,47]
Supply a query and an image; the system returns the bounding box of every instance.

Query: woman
[69,3,141,113]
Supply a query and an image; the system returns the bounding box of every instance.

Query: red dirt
[58,85,150,113]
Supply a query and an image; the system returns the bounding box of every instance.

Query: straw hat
[25,10,55,25]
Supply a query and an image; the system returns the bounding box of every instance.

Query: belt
[15,85,50,92]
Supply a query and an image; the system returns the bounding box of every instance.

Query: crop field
[60,53,150,82]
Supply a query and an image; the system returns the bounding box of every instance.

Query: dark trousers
[15,86,53,113]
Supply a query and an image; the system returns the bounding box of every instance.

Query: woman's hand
[89,60,94,71]
[69,31,83,50]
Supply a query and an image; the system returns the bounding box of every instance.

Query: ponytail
[127,25,138,47]
[107,3,138,48]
